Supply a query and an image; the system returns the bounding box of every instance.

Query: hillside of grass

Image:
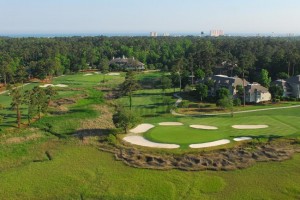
[0,71,300,199]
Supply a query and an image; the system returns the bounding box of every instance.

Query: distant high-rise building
[163,32,170,37]
[210,30,224,37]
[150,32,158,37]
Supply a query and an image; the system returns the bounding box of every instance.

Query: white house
[245,83,271,103]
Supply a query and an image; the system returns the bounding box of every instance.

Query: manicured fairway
[142,106,300,149]
[144,126,225,147]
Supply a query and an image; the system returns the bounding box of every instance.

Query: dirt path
[171,93,300,117]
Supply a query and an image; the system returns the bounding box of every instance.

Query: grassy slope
[1,71,300,199]
[0,142,299,200]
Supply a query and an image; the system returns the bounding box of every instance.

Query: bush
[233,98,241,106]
[180,100,189,108]
[107,134,117,145]
[184,84,192,93]
[112,106,141,133]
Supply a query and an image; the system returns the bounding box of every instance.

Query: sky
[1,0,300,36]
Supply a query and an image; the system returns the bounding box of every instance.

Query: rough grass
[0,142,300,200]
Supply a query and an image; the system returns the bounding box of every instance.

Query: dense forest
[1,36,300,85]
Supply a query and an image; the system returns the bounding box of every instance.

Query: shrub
[180,100,189,108]
[107,134,117,145]
[233,98,241,106]
[112,106,140,133]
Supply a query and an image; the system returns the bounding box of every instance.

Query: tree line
[1,36,300,85]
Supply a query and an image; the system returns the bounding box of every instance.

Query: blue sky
[0,0,300,35]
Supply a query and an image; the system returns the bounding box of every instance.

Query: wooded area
[1,36,300,85]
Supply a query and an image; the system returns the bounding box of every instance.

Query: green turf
[143,107,300,149]
[1,71,300,199]
[144,126,226,147]
[0,142,300,200]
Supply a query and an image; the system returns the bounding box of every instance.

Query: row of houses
[206,74,300,103]
[273,76,300,98]
[107,56,300,102]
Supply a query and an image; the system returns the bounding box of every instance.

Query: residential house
[208,75,248,97]
[245,83,271,103]
[109,56,145,71]
[286,75,300,98]
[271,79,293,97]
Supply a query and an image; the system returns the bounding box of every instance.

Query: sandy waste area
[39,84,68,88]
[189,139,230,148]
[107,72,120,76]
[129,124,155,134]
[123,136,180,149]
[233,137,252,141]
[232,125,268,129]
[190,125,218,130]
[158,122,183,126]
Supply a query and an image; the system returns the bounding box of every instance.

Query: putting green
[144,126,226,147]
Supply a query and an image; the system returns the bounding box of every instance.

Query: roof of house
[286,75,300,84]
[109,56,144,67]
[211,75,249,87]
[245,83,269,93]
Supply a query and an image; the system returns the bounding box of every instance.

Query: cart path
[171,93,300,117]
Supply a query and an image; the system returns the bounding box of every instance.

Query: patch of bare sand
[158,122,183,126]
[189,139,230,148]
[129,124,155,134]
[233,137,252,141]
[107,72,120,76]
[190,125,218,130]
[123,136,179,149]
[232,125,269,129]
[40,84,68,88]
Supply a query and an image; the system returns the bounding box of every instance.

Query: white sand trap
[94,72,101,74]
[108,72,120,76]
[39,84,68,88]
[190,125,218,130]
[232,125,269,129]
[56,84,68,87]
[83,73,93,76]
[129,124,155,134]
[158,122,183,126]
[189,139,230,148]
[233,137,252,142]
[123,136,179,149]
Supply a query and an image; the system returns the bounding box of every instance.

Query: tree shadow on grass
[73,128,111,142]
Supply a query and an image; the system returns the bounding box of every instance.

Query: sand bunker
[107,72,120,76]
[94,72,101,74]
[232,125,268,129]
[190,125,218,130]
[129,124,155,134]
[189,139,230,148]
[158,122,183,126]
[39,84,68,88]
[123,136,179,149]
[233,137,252,142]
[83,73,93,76]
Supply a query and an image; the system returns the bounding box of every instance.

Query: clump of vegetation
[112,106,140,133]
